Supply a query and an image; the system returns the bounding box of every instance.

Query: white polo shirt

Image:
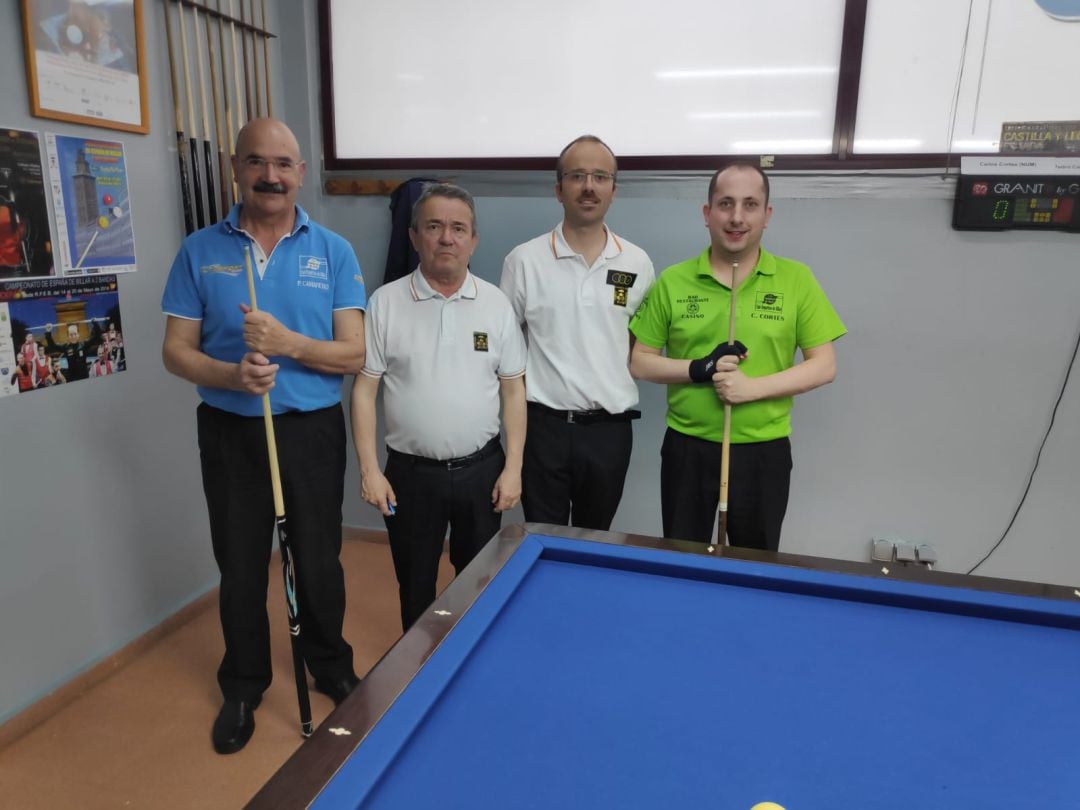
[500,223,655,413]
[362,268,526,460]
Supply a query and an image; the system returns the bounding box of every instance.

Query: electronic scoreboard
[953,156,1080,232]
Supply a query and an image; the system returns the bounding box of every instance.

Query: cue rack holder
[162,0,277,235]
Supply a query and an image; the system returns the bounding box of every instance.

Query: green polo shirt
[630,247,846,443]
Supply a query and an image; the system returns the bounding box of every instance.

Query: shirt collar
[224,203,310,236]
[550,222,623,260]
[409,268,478,301]
[695,246,776,279]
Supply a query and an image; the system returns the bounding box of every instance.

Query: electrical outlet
[871,537,895,562]
[895,542,918,562]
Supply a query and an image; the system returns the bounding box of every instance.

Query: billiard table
[247,524,1080,809]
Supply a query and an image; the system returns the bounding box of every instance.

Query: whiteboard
[855,0,1080,153]
[328,0,846,160]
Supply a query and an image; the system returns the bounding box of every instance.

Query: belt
[528,401,641,425]
[387,435,501,471]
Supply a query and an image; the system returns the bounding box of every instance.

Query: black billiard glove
[688,341,749,383]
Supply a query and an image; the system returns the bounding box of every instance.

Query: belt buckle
[446,453,474,471]
[566,410,577,424]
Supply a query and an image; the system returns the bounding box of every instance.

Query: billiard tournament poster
[0,128,54,281]
[45,133,136,276]
[0,274,126,398]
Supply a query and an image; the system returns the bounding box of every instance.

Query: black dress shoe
[212,697,260,755]
[313,674,361,705]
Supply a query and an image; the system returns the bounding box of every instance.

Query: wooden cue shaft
[261,0,272,117]
[242,247,285,514]
[191,2,218,223]
[204,1,229,216]
[229,0,246,129]
[176,0,206,230]
[716,260,739,546]
[162,0,195,234]
[250,0,262,117]
[239,0,253,119]
[217,0,238,205]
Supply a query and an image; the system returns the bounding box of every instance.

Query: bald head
[235,117,301,160]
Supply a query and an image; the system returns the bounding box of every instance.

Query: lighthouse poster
[45,133,136,276]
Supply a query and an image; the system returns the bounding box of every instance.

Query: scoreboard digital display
[953,156,1080,232]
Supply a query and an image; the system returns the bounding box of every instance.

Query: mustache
[253,181,287,194]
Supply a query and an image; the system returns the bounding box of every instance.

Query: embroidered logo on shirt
[298,256,330,291]
[473,332,489,352]
[200,263,242,276]
[676,294,708,320]
[605,270,637,287]
[299,256,329,279]
[752,291,786,322]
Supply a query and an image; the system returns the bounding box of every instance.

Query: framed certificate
[20,0,149,134]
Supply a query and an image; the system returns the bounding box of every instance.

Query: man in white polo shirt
[500,135,655,531]
[351,183,527,630]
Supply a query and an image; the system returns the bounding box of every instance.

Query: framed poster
[20,0,149,134]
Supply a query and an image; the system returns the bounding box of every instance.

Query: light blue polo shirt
[162,204,366,416]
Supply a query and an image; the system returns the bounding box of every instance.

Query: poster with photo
[20,0,149,133]
[46,133,136,276]
[0,128,54,280]
[0,274,125,397]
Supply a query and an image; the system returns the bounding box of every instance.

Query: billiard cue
[239,0,253,119]
[215,0,238,206]
[176,0,206,230]
[191,2,218,224]
[261,0,272,117]
[243,245,314,738]
[162,0,195,235]
[249,0,262,117]
[202,2,229,219]
[715,260,739,547]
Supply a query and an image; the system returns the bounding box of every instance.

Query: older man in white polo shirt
[352,183,527,630]
[500,135,655,531]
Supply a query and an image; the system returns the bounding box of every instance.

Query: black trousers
[522,403,634,531]
[197,403,355,702]
[660,427,792,551]
[384,438,505,630]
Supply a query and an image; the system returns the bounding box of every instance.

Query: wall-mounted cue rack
[162,0,277,234]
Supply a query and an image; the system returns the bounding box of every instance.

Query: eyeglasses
[561,170,616,186]
[241,156,301,173]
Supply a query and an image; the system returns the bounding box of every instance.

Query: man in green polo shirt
[629,161,845,550]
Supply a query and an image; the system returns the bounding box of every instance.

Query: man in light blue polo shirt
[162,118,366,755]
